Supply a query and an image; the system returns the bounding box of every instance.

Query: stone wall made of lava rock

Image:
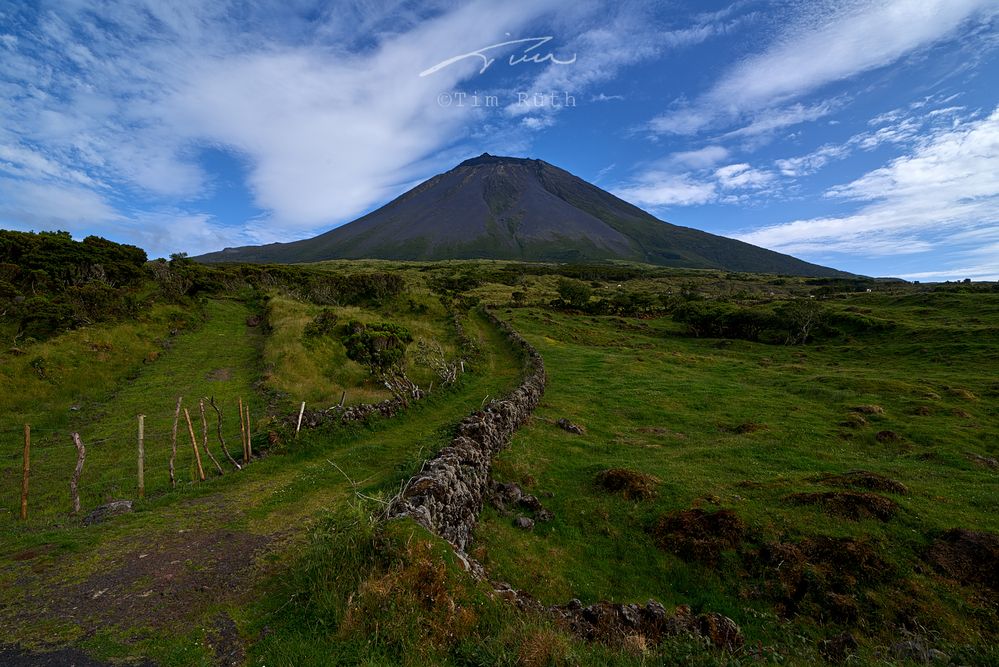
[387,310,546,552]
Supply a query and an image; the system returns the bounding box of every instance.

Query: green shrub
[342,321,413,374]
[303,309,339,338]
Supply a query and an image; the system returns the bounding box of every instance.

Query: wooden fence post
[20,424,29,521]
[70,432,86,515]
[295,401,306,438]
[245,403,252,460]
[170,396,182,488]
[238,398,247,463]
[183,408,206,482]
[199,399,224,475]
[137,414,145,499]
[209,396,241,470]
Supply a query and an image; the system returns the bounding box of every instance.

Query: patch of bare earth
[650,509,744,564]
[0,644,154,667]
[787,491,899,521]
[595,469,659,500]
[813,470,908,495]
[926,529,999,591]
[746,537,891,622]
[22,529,272,633]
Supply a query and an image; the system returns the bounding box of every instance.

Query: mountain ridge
[196,154,849,277]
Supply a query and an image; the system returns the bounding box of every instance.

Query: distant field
[475,291,998,663]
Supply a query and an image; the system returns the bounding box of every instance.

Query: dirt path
[0,310,523,664]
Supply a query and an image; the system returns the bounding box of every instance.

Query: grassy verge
[473,294,998,663]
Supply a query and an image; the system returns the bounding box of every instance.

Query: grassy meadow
[0,250,996,665]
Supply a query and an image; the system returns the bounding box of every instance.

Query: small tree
[775,299,824,345]
[557,278,592,309]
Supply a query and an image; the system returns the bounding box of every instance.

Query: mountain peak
[457,153,540,168]
[196,154,847,277]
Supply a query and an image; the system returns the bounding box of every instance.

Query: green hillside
[1,239,996,665]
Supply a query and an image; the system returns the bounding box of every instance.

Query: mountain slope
[197,154,847,277]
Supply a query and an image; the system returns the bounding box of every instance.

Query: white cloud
[614,173,717,207]
[775,144,851,177]
[0,177,239,257]
[714,163,775,189]
[0,0,578,247]
[615,159,776,209]
[720,100,843,139]
[503,3,756,123]
[668,146,730,169]
[649,0,998,136]
[737,107,999,263]
[0,143,101,187]
[0,178,119,226]
[773,101,981,178]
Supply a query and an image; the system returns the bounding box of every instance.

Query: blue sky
[1,1,998,279]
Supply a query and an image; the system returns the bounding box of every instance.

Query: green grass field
[0,261,996,666]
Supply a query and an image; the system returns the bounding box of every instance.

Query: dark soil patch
[729,421,768,434]
[206,613,246,666]
[551,599,743,651]
[913,406,932,416]
[10,544,57,561]
[0,645,155,667]
[595,468,659,500]
[650,509,744,564]
[748,536,891,621]
[787,491,898,521]
[876,430,902,443]
[926,529,999,591]
[22,530,271,634]
[206,368,233,381]
[814,470,908,495]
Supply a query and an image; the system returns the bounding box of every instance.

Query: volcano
[196,154,845,276]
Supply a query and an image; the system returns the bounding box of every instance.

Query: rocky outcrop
[387,310,546,551]
[83,500,133,525]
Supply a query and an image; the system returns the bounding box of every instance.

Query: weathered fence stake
[20,424,30,520]
[238,398,247,463]
[295,401,306,438]
[209,396,241,470]
[137,414,145,499]
[70,432,86,515]
[199,399,224,475]
[170,396,182,488]
[183,408,206,482]
[245,403,252,460]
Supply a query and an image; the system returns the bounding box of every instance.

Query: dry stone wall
[387,309,546,552]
